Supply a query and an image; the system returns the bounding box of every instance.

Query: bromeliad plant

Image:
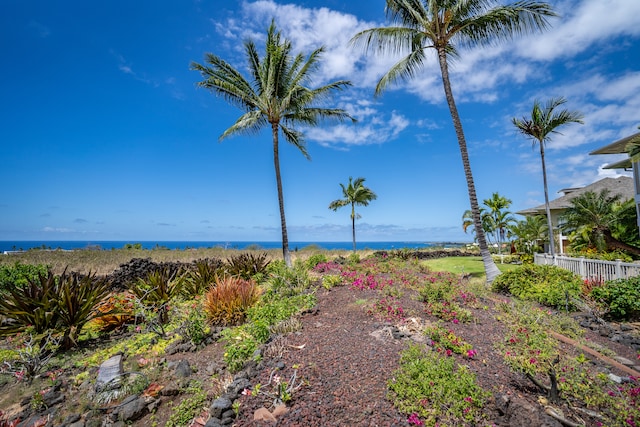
[0,269,112,349]
[226,252,271,280]
[181,258,225,298]
[130,267,185,326]
[56,270,112,349]
[204,275,261,326]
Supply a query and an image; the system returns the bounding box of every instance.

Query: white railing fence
[534,253,640,282]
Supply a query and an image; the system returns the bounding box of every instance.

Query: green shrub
[265,260,311,297]
[305,253,328,269]
[221,325,260,373]
[321,274,343,289]
[491,264,582,310]
[590,276,640,320]
[0,262,49,293]
[388,344,489,426]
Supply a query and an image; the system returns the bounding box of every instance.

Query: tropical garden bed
[0,249,639,427]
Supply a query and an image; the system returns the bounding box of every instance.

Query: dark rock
[209,397,233,418]
[116,396,150,422]
[174,359,192,378]
[160,380,181,396]
[62,414,81,424]
[227,378,251,397]
[204,418,223,427]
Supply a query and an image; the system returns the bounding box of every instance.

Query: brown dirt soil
[200,284,638,426]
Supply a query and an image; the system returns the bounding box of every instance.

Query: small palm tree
[192,21,355,267]
[351,0,555,283]
[560,189,640,256]
[483,193,516,254]
[512,97,583,256]
[329,177,377,252]
[509,215,548,254]
[462,192,515,253]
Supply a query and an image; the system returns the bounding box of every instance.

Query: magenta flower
[407,413,424,426]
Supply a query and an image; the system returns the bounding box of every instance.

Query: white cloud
[520,0,640,61]
[42,227,74,233]
[306,107,409,148]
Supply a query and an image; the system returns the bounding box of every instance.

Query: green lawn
[422,256,521,278]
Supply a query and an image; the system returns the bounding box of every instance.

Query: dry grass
[0,247,354,275]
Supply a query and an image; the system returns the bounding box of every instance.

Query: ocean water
[0,240,468,253]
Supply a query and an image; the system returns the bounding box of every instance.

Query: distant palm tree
[351,0,555,283]
[560,189,640,256]
[483,193,515,254]
[512,97,583,257]
[192,21,354,267]
[509,215,548,254]
[329,177,378,252]
[462,192,515,253]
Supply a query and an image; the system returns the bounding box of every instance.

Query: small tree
[329,177,377,252]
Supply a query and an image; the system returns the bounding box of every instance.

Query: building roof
[516,176,635,216]
[589,132,640,155]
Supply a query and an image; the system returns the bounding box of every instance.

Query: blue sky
[1,0,639,243]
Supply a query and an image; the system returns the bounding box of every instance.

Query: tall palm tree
[351,0,555,283]
[329,177,378,252]
[192,21,354,267]
[560,189,640,256]
[512,97,583,257]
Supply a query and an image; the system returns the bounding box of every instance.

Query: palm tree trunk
[436,48,501,283]
[272,123,292,267]
[351,203,356,253]
[602,230,640,256]
[539,142,556,257]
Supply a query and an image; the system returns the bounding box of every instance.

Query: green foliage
[305,253,328,269]
[165,381,207,427]
[491,264,582,310]
[347,252,361,264]
[0,262,49,293]
[389,248,414,260]
[418,274,456,303]
[590,276,640,320]
[425,326,473,355]
[181,303,210,346]
[388,344,489,426]
[222,293,316,373]
[203,275,261,326]
[56,271,112,349]
[265,260,311,297]
[321,274,343,289]
[130,267,185,325]
[226,252,270,279]
[182,258,224,298]
[221,326,260,373]
[0,270,59,337]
